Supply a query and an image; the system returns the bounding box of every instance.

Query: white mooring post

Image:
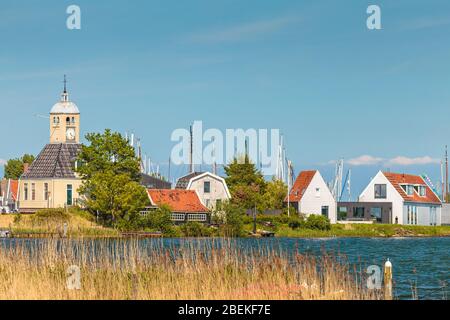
[384,259,393,300]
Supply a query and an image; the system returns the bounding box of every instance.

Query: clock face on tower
[66,128,76,141]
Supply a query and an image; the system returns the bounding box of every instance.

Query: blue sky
[1,0,450,198]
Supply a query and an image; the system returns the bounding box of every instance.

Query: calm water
[1,237,448,300]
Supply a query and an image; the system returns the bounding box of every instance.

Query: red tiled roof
[285,170,317,202]
[9,180,19,201]
[147,189,209,213]
[383,172,441,204]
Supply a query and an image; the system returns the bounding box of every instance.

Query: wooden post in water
[384,259,393,300]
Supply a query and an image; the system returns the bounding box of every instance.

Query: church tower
[49,76,80,144]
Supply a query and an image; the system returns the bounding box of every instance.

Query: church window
[31,183,36,201]
[66,117,71,125]
[24,183,28,201]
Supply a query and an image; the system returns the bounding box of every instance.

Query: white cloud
[335,155,440,167]
[0,159,6,166]
[387,156,440,166]
[347,155,384,166]
[184,15,301,44]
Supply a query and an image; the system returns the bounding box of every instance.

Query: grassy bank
[0,238,382,300]
[1,211,449,239]
[0,210,119,237]
[244,219,450,238]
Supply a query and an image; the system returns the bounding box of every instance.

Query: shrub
[288,216,304,230]
[304,214,331,231]
[221,203,245,237]
[13,213,22,224]
[34,208,70,222]
[181,222,212,237]
[138,205,173,233]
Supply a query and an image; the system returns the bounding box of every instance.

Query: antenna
[168,156,171,183]
[212,137,217,175]
[189,124,194,173]
[446,145,449,203]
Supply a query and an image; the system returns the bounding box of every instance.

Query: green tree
[262,178,288,210]
[76,130,148,226]
[221,202,246,237]
[224,156,267,210]
[4,154,35,179]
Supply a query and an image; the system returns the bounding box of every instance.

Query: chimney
[23,163,30,174]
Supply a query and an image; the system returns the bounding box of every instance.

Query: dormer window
[401,184,414,196]
[418,185,426,197]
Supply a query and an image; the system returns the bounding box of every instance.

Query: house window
[321,206,329,218]
[353,207,365,219]
[204,181,211,193]
[24,183,28,201]
[315,188,321,197]
[430,207,436,226]
[370,207,382,223]
[67,184,73,206]
[216,199,222,210]
[418,186,426,197]
[402,185,414,196]
[205,199,211,208]
[338,207,348,221]
[407,205,418,225]
[374,184,387,199]
[44,183,49,201]
[171,213,186,222]
[187,214,207,222]
[31,183,36,201]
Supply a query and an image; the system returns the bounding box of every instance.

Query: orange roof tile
[9,180,19,201]
[147,189,209,213]
[285,170,317,202]
[383,172,441,204]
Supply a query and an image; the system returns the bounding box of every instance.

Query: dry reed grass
[0,238,383,300]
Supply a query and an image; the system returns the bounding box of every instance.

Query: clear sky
[1,0,450,198]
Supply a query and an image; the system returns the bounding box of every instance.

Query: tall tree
[262,178,288,210]
[224,156,267,210]
[4,154,35,179]
[76,129,148,224]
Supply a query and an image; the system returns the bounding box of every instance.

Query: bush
[138,205,173,233]
[288,216,304,230]
[221,203,245,237]
[34,208,70,222]
[181,222,212,237]
[304,215,331,231]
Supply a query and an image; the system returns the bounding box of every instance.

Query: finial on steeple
[63,75,67,93]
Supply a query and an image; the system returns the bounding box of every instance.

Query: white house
[359,171,442,226]
[285,170,337,223]
[175,172,231,210]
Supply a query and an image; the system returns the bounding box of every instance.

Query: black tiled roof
[22,144,82,179]
[141,173,171,190]
[175,172,205,189]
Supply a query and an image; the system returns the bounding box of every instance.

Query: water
[1,237,448,300]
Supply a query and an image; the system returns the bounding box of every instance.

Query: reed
[0,238,383,300]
